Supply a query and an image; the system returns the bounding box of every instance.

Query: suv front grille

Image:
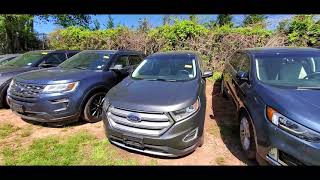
[107,106,174,137]
[10,81,45,98]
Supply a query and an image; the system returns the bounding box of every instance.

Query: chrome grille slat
[10,81,45,98]
[107,106,174,137]
[109,106,169,122]
[109,113,171,130]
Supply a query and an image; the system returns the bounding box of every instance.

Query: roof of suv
[80,49,144,55]
[152,51,197,56]
[51,50,81,53]
[241,47,320,55]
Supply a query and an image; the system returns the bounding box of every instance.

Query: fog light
[183,128,198,143]
[51,98,69,112]
[268,148,278,161]
[50,98,69,104]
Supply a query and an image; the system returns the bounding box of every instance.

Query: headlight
[266,106,320,142]
[172,98,200,121]
[43,81,79,93]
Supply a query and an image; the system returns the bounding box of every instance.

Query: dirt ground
[0,81,257,165]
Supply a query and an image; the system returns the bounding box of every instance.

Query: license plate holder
[123,134,144,149]
[11,102,24,113]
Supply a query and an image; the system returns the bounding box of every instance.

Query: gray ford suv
[102,51,213,157]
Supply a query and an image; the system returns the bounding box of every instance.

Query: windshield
[59,51,113,70]
[255,53,320,88]
[3,52,47,67]
[0,56,17,65]
[131,54,197,81]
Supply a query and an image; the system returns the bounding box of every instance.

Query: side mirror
[236,71,249,81]
[202,71,213,78]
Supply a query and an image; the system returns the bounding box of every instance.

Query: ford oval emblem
[127,114,141,123]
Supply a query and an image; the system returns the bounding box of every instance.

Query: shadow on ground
[211,81,257,165]
[21,118,87,128]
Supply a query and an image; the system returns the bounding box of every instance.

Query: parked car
[0,50,79,108]
[8,50,145,126]
[0,54,21,66]
[221,47,320,165]
[102,51,213,157]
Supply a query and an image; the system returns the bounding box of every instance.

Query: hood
[107,77,200,112]
[0,66,38,85]
[257,82,320,132]
[0,66,37,77]
[14,67,103,85]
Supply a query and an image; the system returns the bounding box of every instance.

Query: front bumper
[259,121,320,165]
[7,92,82,123]
[103,107,205,157]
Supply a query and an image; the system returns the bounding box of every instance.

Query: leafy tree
[189,15,199,23]
[203,20,217,29]
[39,15,91,29]
[162,15,172,25]
[0,15,39,53]
[285,15,320,46]
[106,15,114,29]
[92,19,100,30]
[138,18,150,32]
[276,19,289,33]
[217,14,233,27]
[243,14,267,27]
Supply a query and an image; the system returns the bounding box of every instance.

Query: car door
[235,53,251,106]
[224,52,242,104]
[110,54,131,80]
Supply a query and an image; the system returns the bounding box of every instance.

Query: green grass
[1,131,139,165]
[0,124,20,139]
[208,71,222,82]
[19,126,33,138]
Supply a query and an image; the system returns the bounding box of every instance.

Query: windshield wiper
[297,87,320,90]
[147,78,176,82]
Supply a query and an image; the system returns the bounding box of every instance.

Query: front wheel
[198,134,204,147]
[82,92,107,123]
[239,113,256,160]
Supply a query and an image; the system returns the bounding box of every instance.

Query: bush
[48,19,292,71]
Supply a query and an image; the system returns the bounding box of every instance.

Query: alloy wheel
[89,94,105,118]
[240,116,251,151]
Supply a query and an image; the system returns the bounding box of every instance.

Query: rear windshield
[131,54,197,81]
[59,51,113,70]
[3,52,47,67]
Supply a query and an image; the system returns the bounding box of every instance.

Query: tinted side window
[239,54,250,73]
[67,52,79,58]
[128,55,142,66]
[41,53,67,65]
[229,53,241,71]
[115,55,129,67]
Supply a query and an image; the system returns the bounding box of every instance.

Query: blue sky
[34,14,294,34]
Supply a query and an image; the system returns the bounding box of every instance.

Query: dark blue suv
[221,47,320,165]
[8,50,145,126]
[0,50,79,108]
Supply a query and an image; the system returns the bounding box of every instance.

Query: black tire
[239,112,256,160]
[2,86,10,109]
[198,134,204,147]
[82,92,106,123]
[220,80,228,98]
